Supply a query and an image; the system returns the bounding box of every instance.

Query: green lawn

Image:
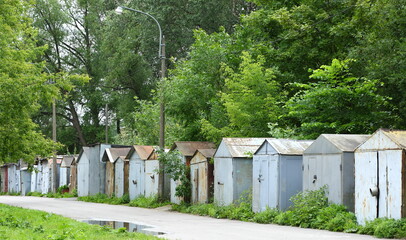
[0,204,162,240]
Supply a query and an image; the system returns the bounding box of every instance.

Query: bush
[57,185,69,194]
[252,207,280,224]
[359,218,386,235]
[311,204,348,229]
[27,192,43,197]
[274,211,295,225]
[129,195,170,208]
[325,211,358,232]
[285,186,329,227]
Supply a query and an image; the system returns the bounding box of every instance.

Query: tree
[164,29,232,141]
[200,52,284,142]
[0,0,59,163]
[348,0,406,128]
[285,59,394,139]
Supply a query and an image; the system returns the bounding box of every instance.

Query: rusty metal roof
[170,141,216,156]
[221,138,271,158]
[61,156,76,167]
[102,147,131,163]
[381,129,406,149]
[322,134,371,152]
[257,139,314,155]
[193,149,216,159]
[126,145,155,160]
[146,148,169,160]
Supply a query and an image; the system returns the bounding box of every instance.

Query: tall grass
[0,203,159,239]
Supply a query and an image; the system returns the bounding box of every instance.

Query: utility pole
[158,36,166,199]
[159,36,166,149]
[105,104,109,143]
[52,99,57,193]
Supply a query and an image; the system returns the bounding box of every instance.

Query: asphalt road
[0,196,379,240]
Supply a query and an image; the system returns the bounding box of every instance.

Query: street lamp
[115,6,166,149]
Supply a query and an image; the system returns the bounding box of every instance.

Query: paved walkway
[0,196,379,240]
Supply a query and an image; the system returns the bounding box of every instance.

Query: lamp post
[115,6,167,199]
[115,6,166,149]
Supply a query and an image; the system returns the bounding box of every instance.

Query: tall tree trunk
[68,99,87,146]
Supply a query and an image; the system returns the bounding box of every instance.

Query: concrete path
[0,196,378,240]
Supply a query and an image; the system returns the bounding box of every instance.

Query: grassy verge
[78,193,131,205]
[0,203,161,240]
[172,188,406,239]
[77,194,170,208]
[26,191,77,198]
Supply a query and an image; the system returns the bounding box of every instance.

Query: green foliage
[171,191,255,222]
[358,218,406,239]
[252,207,280,224]
[128,195,170,209]
[202,51,284,139]
[0,0,63,163]
[113,96,183,146]
[156,149,191,200]
[359,218,386,235]
[26,191,77,198]
[165,29,232,142]
[57,185,69,194]
[286,59,393,139]
[0,203,159,239]
[284,186,329,227]
[77,193,130,205]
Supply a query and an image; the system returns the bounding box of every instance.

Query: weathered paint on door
[20,169,31,196]
[30,167,37,192]
[36,164,42,193]
[191,167,199,203]
[129,161,144,200]
[69,164,77,193]
[233,159,253,203]
[355,151,379,224]
[214,157,233,205]
[115,159,124,198]
[145,160,159,197]
[59,168,69,187]
[105,161,115,197]
[280,156,303,210]
[355,150,403,224]
[304,154,342,204]
[77,158,89,197]
[268,155,279,209]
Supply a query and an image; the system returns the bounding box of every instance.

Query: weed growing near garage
[171,188,406,239]
[78,194,170,209]
[0,204,160,240]
[26,191,77,198]
[129,195,170,208]
[78,193,130,205]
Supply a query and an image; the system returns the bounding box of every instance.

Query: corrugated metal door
[133,162,143,198]
[252,156,261,212]
[215,158,232,205]
[355,151,378,224]
[30,169,37,192]
[199,163,208,203]
[77,160,89,197]
[194,167,199,203]
[306,156,317,191]
[115,161,124,198]
[268,155,278,210]
[378,150,402,220]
